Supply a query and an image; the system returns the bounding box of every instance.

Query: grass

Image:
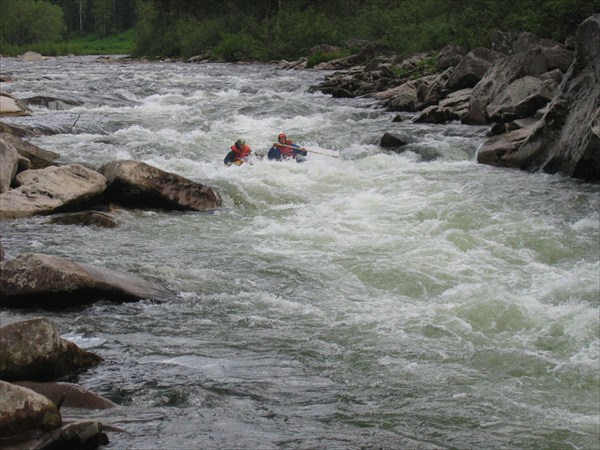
[0,29,136,57]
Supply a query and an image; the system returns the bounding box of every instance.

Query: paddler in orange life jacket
[224,139,252,166]
[267,133,308,162]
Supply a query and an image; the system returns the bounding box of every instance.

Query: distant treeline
[1,0,598,59]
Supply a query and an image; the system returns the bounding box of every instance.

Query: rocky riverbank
[276,14,599,180]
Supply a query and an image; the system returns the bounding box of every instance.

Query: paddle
[273,142,339,158]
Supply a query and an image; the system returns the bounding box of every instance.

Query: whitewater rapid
[0,56,598,449]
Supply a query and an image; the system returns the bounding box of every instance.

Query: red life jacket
[277,140,296,157]
[230,144,251,161]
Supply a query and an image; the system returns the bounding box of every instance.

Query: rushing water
[0,56,598,449]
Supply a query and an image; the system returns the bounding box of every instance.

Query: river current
[0,56,598,449]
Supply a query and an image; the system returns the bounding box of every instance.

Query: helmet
[235,139,245,147]
[278,133,287,141]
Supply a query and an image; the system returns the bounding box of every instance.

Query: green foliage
[390,55,440,81]
[0,0,66,46]
[210,32,264,62]
[3,0,599,59]
[306,49,353,68]
[0,29,136,56]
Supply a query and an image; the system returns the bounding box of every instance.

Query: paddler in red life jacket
[267,133,308,161]
[224,139,252,166]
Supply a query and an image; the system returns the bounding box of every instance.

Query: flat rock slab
[0,253,172,309]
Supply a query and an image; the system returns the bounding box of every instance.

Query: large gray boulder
[477,15,600,180]
[0,135,19,193]
[443,48,502,92]
[0,253,172,308]
[0,318,102,381]
[463,44,573,124]
[0,132,60,169]
[486,73,558,123]
[99,160,222,211]
[0,164,107,219]
[0,381,62,436]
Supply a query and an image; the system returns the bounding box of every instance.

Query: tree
[0,0,66,45]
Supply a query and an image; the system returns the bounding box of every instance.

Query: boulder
[0,135,19,193]
[383,81,419,111]
[32,420,109,449]
[486,75,557,123]
[14,382,116,409]
[19,51,48,62]
[379,132,409,149]
[0,164,107,220]
[477,124,537,167]
[413,105,461,124]
[463,45,574,124]
[443,48,502,92]
[0,92,31,117]
[0,121,38,138]
[0,318,102,381]
[0,133,61,169]
[0,253,172,308]
[22,96,83,110]
[477,15,599,178]
[47,211,117,228]
[437,44,467,70]
[0,381,61,436]
[506,14,600,179]
[99,160,221,211]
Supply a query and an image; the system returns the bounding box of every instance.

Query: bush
[210,32,265,61]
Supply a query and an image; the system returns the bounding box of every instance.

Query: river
[0,56,598,449]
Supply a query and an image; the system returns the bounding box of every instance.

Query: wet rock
[511,14,600,179]
[19,51,49,62]
[99,160,222,211]
[0,164,107,220]
[32,420,109,450]
[486,75,556,123]
[476,15,599,179]
[0,318,102,381]
[14,382,116,410]
[0,381,62,436]
[47,211,117,228]
[0,253,172,308]
[443,48,502,92]
[379,132,409,149]
[1,132,60,170]
[463,45,573,125]
[22,96,83,110]
[0,134,19,193]
[0,92,31,117]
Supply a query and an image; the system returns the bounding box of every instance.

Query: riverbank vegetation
[1,0,598,59]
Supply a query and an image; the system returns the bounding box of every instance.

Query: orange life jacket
[230,144,252,161]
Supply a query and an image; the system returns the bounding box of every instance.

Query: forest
[0,0,598,60]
